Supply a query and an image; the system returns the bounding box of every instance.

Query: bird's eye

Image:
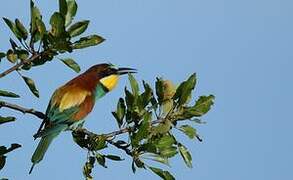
[107,68,114,74]
[102,68,115,77]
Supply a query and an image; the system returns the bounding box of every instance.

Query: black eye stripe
[99,68,116,78]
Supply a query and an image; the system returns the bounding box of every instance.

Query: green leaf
[155,78,164,105]
[150,96,158,110]
[30,0,42,42]
[83,156,95,180]
[162,99,174,115]
[96,153,107,168]
[142,153,170,166]
[59,0,68,17]
[0,52,6,61]
[3,17,22,39]
[131,158,145,173]
[9,38,18,50]
[67,20,89,37]
[114,140,129,147]
[16,49,29,61]
[151,155,169,166]
[0,146,6,155]
[91,135,107,151]
[89,156,96,164]
[30,0,41,32]
[140,81,153,108]
[111,112,120,127]
[22,63,32,71]
[50,12,66,38]
[178,143,192,168]
[6,49,17,63]
[128,73,139,97]
[0,90,20,98]
[8,144,21,153]
[21,76,39,98]
[65,0,77,27]
[71,130,88,149]
[15,19,28,40]
[149,166,175,180]
[139,143,157,154]
[173,73,196,106]
[182,95,215,118]
[104,155,124,161]
[112,98,126,128]
[0,155,6,170]
[151,120,172,135]
[116,98,126,124]
[189,118,206,124]
[192,95,215,116]
[132,112,151,146]
[72,35,105,49]
[179,125,197,139]
[156,135,175,149]
[134,158,145,168]
[160,146,178,158]
[131,160,136,173]
[0,116,16,125]
[60,58,80,73]
[0,144,21,155]
[36,19,46,39]
[125,88,134,109]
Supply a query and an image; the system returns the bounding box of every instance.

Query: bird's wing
[47,84,95,123]
[34,85,95,138]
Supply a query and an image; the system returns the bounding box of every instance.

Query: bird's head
[88,63,136,91]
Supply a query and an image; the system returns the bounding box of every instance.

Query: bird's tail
[29,125,67,174]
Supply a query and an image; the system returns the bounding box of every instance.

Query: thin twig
[0,101,46,119]
[104,119,163,138]
[73,118,164,141]
[0,53,41,78]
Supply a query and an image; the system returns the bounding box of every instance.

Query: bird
[29,63,136,174]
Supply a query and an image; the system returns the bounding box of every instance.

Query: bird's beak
[117,67,137,75]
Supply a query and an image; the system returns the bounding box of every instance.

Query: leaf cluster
[0,0,104,98]
[74,74,215,180]
[0,144,21,171]
[0,0,104,173]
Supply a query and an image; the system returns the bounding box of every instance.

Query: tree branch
[0,101,46,119]
[0,100,162,139]
[0,53,41,79]
[75,119,164,139]
[0,101,202,141]
[105,119,164,137]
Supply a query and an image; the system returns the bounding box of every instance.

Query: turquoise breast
[95,83,108,100]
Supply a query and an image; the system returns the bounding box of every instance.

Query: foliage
[0,0,104,174]
[73,74,215,179]
[0,144,21,171]
[0,0,215,179]
[0,0,103,97]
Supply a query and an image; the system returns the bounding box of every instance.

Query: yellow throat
[100,74,119,91]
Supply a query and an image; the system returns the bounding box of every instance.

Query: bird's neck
[65,71,114,100]
[94,83,109,100]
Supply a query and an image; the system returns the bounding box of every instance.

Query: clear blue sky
[1,0,292,179]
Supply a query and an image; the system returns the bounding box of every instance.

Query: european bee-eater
[29,63,136,173]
